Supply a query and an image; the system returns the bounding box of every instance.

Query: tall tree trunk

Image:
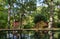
[48,0,54,39]
[8,0,11,29]
[8,0,11,38]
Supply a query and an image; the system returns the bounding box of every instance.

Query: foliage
[54,22,60,28]
[0,1,8,28]
[24,23,33,29]
[25,1,36,11]
[0,13,8,28]
[33,14,47,24]
[0,0,7,39]
[0,0,60,39]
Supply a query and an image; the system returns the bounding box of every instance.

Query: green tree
[33,14,47,24]
[0,0,8,29]
[0,12,8,28]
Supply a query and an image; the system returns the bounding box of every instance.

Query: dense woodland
[0,0,60,29]
[0,0,60,39]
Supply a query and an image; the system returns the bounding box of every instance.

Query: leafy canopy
[33,14,47,24]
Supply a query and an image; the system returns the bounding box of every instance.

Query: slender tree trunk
[8,0,11,29]
[8,0,11,39]
[48,0,54,39]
